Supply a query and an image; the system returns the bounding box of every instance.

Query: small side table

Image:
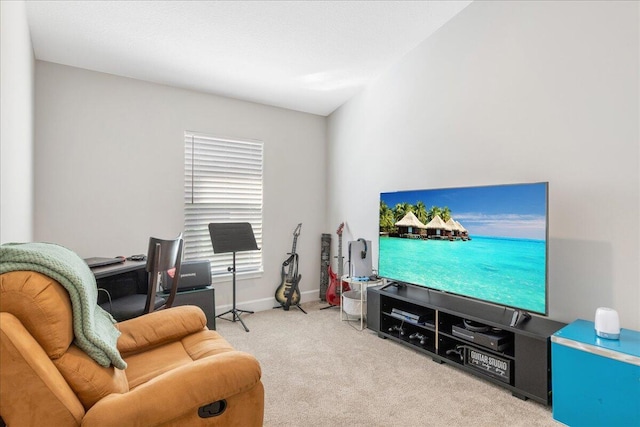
[340,276,383,330]
[551,319,640,426]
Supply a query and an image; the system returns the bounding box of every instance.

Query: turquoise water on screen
[379,236,547,314]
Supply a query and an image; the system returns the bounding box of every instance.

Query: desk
[92,261,216,330]
[91,260,147,280]
[94,261,148,302]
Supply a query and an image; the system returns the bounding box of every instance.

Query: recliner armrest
[82,351,262,427]
[116,306,207,356]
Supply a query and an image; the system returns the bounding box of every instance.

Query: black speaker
[320,233,331,300]
[366,287,381,333]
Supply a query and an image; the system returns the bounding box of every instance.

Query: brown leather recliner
[0,271,264,426]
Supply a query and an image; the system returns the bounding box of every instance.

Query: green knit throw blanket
[0,242,127,369]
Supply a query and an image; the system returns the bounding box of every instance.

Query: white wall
[35,62,327,311]
[1,0,35,243]
[327,1,639,329]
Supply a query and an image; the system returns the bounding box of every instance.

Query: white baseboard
[215,289,320,314]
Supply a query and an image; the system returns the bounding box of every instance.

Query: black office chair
[99,234,184,322]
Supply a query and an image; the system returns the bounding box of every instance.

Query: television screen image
[379,182,548,315]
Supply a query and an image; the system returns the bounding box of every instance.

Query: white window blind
[184,132,263,277]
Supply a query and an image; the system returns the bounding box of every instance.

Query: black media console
[367,283,566,405]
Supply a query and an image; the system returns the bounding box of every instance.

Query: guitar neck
[287,236,298,276]
[337,234,343,278]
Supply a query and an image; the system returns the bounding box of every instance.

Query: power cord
[97,288,112,314]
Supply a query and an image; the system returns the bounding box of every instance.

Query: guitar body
[325,222,350,306]
[274,274,302,306]
[326,265,350,306]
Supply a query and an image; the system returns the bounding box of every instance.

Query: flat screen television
[378,182,548,315]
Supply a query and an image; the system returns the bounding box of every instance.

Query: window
[184,131,263,278]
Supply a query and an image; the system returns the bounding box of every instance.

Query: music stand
[209,222,259,332]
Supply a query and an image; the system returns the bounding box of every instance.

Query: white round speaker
[594,307,620,340]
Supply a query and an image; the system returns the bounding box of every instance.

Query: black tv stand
[366,283,565,405]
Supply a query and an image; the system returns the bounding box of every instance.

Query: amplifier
[162,260,211,292]
[452,324,512,351]
[464,346,512,384]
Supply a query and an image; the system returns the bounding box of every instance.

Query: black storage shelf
[375,283,563,340]
[367,283,566,406]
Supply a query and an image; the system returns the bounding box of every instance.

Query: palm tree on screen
[427,206,442,222]
[394,202,413,222]
[415,201,428,224]
[441,206,452,222]
[379,201,396,233]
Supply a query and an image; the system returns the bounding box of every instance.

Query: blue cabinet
[551,319,640,426]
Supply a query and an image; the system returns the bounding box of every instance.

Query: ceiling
[25,1,471,116]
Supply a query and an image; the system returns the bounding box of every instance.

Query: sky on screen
[380,183,547,240]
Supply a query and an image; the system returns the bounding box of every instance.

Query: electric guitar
[274,223,302,309]
[326,222,350,306]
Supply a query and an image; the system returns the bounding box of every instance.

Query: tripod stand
[209,222,259,332]
[216,251,255,331]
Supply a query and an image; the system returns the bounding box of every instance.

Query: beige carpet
[215,300,560,427]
